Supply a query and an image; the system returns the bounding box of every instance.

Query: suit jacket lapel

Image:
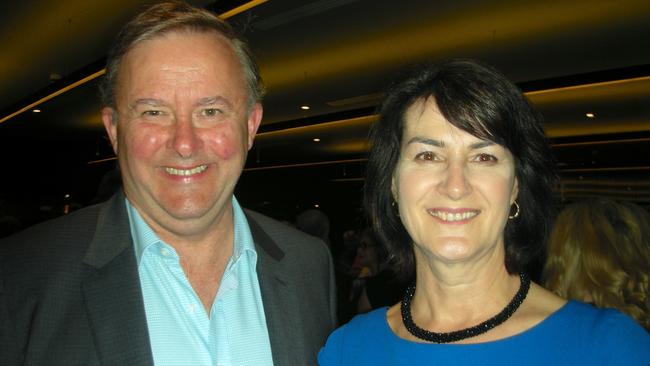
[81,192,154,365]
[247,213,305,366]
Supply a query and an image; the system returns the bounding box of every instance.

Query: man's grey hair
[99,1,264,111]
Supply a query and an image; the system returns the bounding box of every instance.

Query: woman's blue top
[318,300,650,365]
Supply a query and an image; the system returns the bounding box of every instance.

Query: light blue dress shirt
[127,197,274,366]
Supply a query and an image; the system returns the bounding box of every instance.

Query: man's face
[102,31,262,238]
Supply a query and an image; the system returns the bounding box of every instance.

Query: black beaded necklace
[401,272,530,343]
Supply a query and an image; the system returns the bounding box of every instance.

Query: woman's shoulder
[563,301,650,359]
[556,299,643,329]
[567,301,649,338]
[319,307,394,365]
[335,307,390,338]
[514,285,649,362]
[528,286,645,335]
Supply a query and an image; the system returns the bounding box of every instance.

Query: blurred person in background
[352,229,407,314]
[295,207,331,246]
[543,198,650,330]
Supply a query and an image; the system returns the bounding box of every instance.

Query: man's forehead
[117,30,243,84]
[127,28,235,58]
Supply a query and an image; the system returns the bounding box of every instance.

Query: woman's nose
[437,162,472,199]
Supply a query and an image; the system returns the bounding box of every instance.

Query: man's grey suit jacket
[0,191,337,365]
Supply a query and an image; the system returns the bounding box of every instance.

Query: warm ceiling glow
[301,105,310,110]
[1,1,266,125]
[0,69,106,124]
[87,157,117,165]
[314,204,320,208]
[313,138,321,142]
[32,109,41,113]
[586,112,595,118]
[219,0,268,19]
[263,2,649,91]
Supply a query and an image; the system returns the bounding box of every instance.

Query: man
[0,2,336,365]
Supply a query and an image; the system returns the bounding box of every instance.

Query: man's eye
[201,108,220,117]
[142,110,162,117]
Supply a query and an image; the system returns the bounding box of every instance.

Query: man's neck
[130,198,237,313]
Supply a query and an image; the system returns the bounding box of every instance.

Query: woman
[544,198,650,330]
[318,60,650,365]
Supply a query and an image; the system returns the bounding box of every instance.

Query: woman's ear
[511,176,519,203]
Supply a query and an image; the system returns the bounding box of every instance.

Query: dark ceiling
[1,0,649,226]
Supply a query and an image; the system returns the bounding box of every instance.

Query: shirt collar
[231,196,258,269]
[126,196,257,267]
[126,199,159,265]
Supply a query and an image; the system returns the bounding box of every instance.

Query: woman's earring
[508,201,520,219]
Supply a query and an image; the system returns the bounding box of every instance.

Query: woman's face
[391,98,518,266]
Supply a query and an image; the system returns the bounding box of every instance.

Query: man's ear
[101,107,119,155]
[246,103,263,150]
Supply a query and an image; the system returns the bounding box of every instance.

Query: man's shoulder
[0,201,106,262]
[4,202,102,239]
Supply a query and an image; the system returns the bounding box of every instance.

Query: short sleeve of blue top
[318,301,650,365]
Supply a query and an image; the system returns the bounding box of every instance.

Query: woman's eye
[415,151,436,161]
[475,153,497,163]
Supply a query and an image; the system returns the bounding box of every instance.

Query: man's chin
[166,196,232,220]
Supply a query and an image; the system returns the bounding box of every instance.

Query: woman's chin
[416,241,474,263]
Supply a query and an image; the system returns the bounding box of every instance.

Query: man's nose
[170,116,202,158]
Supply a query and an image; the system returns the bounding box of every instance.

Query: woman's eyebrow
[406,136,444,147]
[470,141,495,149]
[406,136,496,150]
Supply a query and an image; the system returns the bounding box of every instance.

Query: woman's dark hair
[364,59,558,279]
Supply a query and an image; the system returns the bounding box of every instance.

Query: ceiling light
[314,204,320,208]
[32,109,41,113]
[301,105,310,110]
[585,112,595,118]
[313,138,321,142]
